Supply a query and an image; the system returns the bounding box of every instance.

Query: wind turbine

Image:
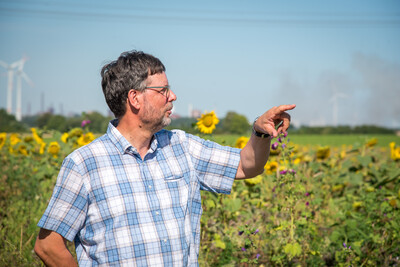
[15,57,34,121]
[0,58,25,115]
[329,90,348,126]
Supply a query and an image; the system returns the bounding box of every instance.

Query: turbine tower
[329,88,348,126]
[0,58,26,115]
[15,58,33,121]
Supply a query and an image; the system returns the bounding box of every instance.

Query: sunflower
[31,128,45,145]
[77,132,95,147]
[244,174,263,186]
[10,133,21,146]
[0,132,6,149]
[235,136,249,149]
[389,142,400,161]
[68,128,83,138]
[316,146,330,160]
[365,137,378,147]
[24,136,34,143]
[196,111,219,134]
[48,141,61,157]
[18,144,29,156]
[39,142,46,155]
[264,161,278,175]
[61,132,69,143]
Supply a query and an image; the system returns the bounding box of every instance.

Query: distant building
[191,109,201,118]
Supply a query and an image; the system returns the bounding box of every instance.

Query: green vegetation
[1,129,399,266]
[0,109,27,132]
[289,134,400,147]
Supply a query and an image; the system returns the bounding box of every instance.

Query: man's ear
[127,89,141,110]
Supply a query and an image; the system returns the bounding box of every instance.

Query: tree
[47,115,68,132]
[0,109,27,132]
[221,111,250,134]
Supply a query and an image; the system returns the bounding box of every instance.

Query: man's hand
[235,104,296,179]
[253,104,296,138]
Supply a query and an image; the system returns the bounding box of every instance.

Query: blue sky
[1,0,399,128]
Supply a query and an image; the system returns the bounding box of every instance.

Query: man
[34,50,295,266]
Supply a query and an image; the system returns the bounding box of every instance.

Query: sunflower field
[1,119,400,266]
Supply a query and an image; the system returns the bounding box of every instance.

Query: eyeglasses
[144,86,170,98]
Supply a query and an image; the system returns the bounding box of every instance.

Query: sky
[0,0,400,128]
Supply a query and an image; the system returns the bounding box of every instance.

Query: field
[213,133,400,147]
[1,129,399,266]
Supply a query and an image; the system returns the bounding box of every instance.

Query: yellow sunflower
[24,136,34,143]
[77,132,95,147]
[39,142,46,155]
[61,132,69,143]
[264,161,278,175]
[389,142,400,161]
[244,174,263,186]
[18,144,29,156]
[316,146,330,160]
[196,111,219,134]
[31,128,45,145]
[48,141,61,157]
[10,133,21,146]
[235,136,249,149]
[0,132,6,149]
[69,128,83,138]
[365,137,378,147]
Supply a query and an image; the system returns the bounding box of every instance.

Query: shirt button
[164,239,167,243]
[148,185,152,189]
[156,211,159,215]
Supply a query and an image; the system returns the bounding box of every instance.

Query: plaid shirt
[38,120,240,266]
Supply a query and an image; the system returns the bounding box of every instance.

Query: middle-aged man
[34,50,296,266]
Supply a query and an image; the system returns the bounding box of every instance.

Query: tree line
[0,108,397,135]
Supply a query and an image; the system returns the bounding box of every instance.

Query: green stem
[290,207,294,242]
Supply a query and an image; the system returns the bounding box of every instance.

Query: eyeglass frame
[143,85,170,98]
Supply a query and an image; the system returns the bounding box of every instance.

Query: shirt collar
[107,119,159,156]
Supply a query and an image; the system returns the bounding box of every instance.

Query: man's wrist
[252,117,271,139]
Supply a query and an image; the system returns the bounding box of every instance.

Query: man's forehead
[147,72,168,85]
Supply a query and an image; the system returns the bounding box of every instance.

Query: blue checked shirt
[38,120,241,266]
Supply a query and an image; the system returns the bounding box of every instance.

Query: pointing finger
[276,104,296,114]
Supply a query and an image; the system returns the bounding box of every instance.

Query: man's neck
[116,115,156,159]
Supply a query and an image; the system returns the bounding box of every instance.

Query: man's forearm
[34,229,78,267]
[236,134,271,179]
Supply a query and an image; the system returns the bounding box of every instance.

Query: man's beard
[141,102,173,132]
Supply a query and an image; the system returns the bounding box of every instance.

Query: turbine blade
[20,71,34,87]
[10,59,24,69]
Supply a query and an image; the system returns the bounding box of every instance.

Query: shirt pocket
[164,173,184,182]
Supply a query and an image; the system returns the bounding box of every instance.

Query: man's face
[140,72,177,131]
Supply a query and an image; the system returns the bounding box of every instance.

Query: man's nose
[168,89,177,102]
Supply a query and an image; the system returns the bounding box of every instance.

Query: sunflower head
[365,137,378,147]
[244,175,263,186]
[196,111,219,134]
[264,161,278,175]
[48,141,61,157]
[235,136,249,149]
[0,132,7,149]
[10,133,21,146]
[31,128,45,145]
[39,142,46,155]
[316,146,330,160]
[61,133,69,143]
[18,144,29,156]
[77,132,95,147]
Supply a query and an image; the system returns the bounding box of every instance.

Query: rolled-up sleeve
[37,157,88,241]
[185,133,241,194]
